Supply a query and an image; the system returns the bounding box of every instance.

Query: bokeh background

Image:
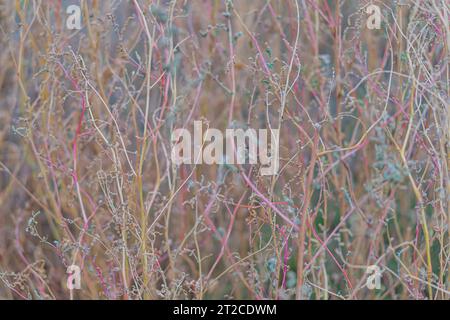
[0,0,448,299]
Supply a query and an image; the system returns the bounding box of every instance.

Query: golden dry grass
[0,0,448,299]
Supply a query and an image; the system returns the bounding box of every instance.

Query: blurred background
[0,0,448,299]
